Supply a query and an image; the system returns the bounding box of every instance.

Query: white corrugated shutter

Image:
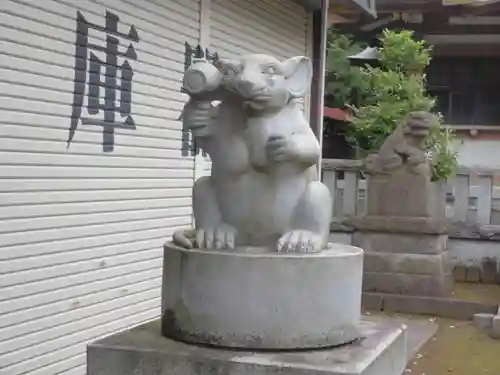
[210,0,308,62]
[0,0,199,374]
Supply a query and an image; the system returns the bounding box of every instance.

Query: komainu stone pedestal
[351,229,452,297]
[348,111,453,298]
[87,318,408,375]
[161,243,364,350]
[348,176,453,297]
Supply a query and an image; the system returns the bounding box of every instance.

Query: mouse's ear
[282,56,312,98]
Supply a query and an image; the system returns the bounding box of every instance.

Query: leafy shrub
[326,29,458,181]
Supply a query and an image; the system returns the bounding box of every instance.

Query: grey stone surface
[466,266,481,282]
[352,232,447,255]
[363,112,446,220]
[366,174,446,220]
[375,293,498,320]
[364,251,450,275]
[87,318,409,375]
[174,54,332,253]
[362,293,384,311]
[347,216,448,234]
[330,232,500,279]
[448,238,500,268]
[161,242,364,350]
[448,221,500,241]
[473,313,494,333]
[363,272,453,297]
[481,257,498,284]
[368,314,438,361]
[490,315,500,339]
[453,265,467,282]
[329,232,352,245]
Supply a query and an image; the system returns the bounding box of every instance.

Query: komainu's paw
[277,230,324,253]
[196,223,237,250]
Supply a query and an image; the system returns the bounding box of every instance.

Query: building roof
[296,0,377,17]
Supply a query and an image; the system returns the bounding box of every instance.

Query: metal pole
[316,0,329,180]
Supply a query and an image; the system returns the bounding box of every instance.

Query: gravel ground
[405,316,500,375]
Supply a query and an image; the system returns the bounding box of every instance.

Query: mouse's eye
[263,64,279,75]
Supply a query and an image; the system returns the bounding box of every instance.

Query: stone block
[364,251,450,275]
[473,313,494,334]
[363,272,453,297]
[87,319,408,375]
[366,172,446,219]
[466,266,481,283]
[490,316,500,339]
[362,293,384,311]
[453,265,467,282]
[352,232,447,255]
[161,242,363,350]
[481,258,498,284]
[380,294,498,320]
[348,216,448,235]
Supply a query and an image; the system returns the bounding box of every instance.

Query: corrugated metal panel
[0,0,199,374]
[210,0,308,60]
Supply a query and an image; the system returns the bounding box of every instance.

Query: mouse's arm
[182,98,220,156]
[292,121,321,165]
[288,117,321,166]
[266,118,320,167]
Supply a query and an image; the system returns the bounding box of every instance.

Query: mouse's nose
[237,80,255,97]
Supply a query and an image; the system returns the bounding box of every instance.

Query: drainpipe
[310,0,329,180]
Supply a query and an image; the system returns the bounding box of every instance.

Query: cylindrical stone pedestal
[161,243,364,350]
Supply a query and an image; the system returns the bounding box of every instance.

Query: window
[426,57,500,125]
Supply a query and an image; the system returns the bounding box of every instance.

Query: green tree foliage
[325,29,458,181]
[324,30,369,109]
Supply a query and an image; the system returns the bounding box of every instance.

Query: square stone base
[353,231,453,297]
[363,271,453,297]
[87,319,408,375]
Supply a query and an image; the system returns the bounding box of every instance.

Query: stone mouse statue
[173,54,332,253]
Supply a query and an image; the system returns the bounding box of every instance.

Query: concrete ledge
[449,222,500,241]
[346,216,448,235]
[453,264,500,285]
[352,232,447,255]
[330,221,500,241]
[364,252,450,275]
[362,293,384,311]
[363,272,453,297]
[362,292,498,320]
[87,319,409,375]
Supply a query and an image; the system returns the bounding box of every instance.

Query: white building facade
[0,0,380,373]
[0,0,317,374]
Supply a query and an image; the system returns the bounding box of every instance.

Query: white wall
[454,138,500,169]
[0,1,313,374]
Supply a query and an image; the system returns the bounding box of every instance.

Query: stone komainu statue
[173,54,332,253]
[364,111,436,176]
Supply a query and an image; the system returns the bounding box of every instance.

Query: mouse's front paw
[196,223,237,250]
[265,135,298,163]
[276,230,324,253]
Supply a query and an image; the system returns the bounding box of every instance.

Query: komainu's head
[214,54,312,112]
[404,111,436,146]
